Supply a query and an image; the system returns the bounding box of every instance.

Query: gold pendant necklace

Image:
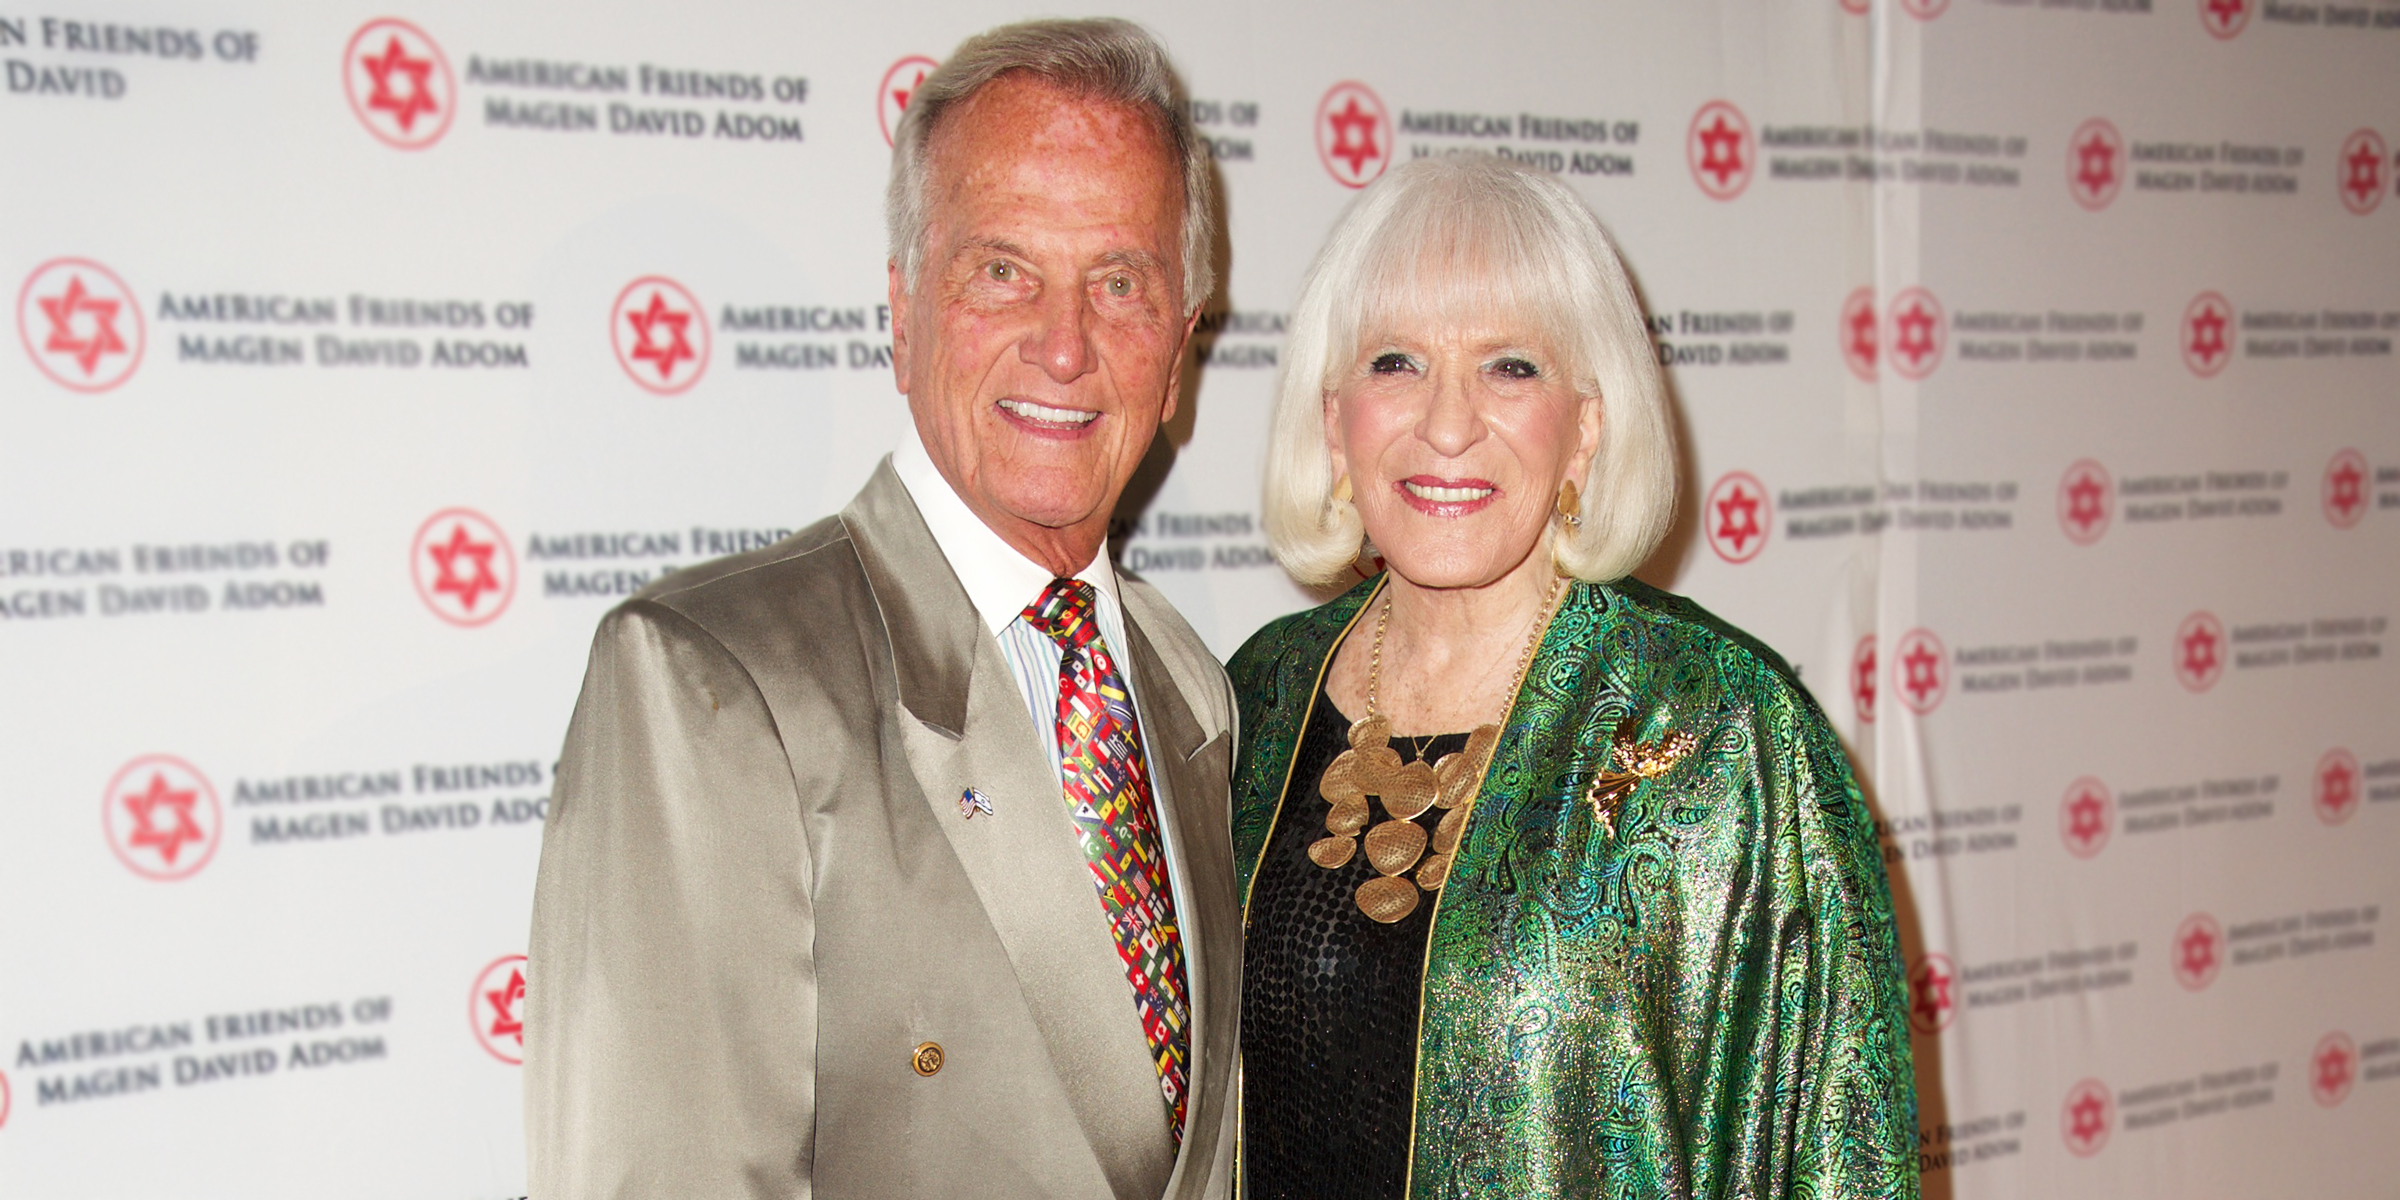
[1310,577,1563,923]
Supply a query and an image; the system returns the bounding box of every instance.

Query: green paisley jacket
[1230,576,1918,1199]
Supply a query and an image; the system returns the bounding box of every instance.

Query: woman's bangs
[1335,195,1588,386]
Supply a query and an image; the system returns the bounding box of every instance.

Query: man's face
[890,75,1196,574]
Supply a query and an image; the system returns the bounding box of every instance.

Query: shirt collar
[891,422,1121,637]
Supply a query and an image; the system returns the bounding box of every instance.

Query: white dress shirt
[890,425,1145,783]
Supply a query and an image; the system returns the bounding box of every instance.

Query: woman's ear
[1566,390,1604,482]
[1322,389,1350,485]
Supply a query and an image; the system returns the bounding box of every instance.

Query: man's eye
[1369,352,1415,374]
[1104,273,1135,297]
[1492,357,1540,379]
[986,262,1017,282]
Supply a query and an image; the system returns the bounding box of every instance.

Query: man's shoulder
[1118,573,1205,655]
[633,513,857,610]
[1118,573,1231,728]
[596,513,880,675]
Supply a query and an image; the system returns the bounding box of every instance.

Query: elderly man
[524,19,1234,1200]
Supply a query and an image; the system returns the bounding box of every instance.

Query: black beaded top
[1240,686,1469,1200]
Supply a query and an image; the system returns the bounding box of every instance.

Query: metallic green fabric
[1232,577,1917,1199]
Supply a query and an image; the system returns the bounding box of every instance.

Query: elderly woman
[1231,155,1917,1198]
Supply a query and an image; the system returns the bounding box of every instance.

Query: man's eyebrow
[952,236,1031,262]
[1094,249,1167,274]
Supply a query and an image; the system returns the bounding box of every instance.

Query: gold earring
[1333,474,1354,503]
[1556,479,1583,528]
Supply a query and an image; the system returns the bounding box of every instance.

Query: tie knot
[1023,577,1100,651]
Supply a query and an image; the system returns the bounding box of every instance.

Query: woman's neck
[1325,550,1562,736]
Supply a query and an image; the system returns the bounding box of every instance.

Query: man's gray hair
[885,18,1216,313]
[1262,154,1678,586]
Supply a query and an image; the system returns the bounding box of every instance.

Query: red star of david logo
[427,523,501,613]
[1902,643,1941,703]
[1901,640,1942,708]
[486,967,526,1045]
[1892,301,1939,371]
[1716,488,1761,552]
[1847,297,1877,370]
[2188,307,2228,368]
[2315,1036,2356,1105]
[1326,98,1381,179]
[2320,755,2358,821]
[2342,138,2384,211]
[361,35,439,133]
[2328,460,2365,522]
[2066,118,2126,211]
[39,273,129,377]
[2203,0,2250,36]
[2075,130,2118,203]
[2180,623,2220,682]
[1697,116,1745,188]
[625,290,696,382]
[2176,917,2220,986]
[1909,956,1955,1033]
[1852,639,1878,722]
[2063,782,2110,856]
[877,56,938,145]
[1707,473,1769,563]
[121,772,204,866]
[2065,470,2108,539]
[2064,1084,2111,1154]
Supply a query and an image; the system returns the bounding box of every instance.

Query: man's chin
[976,482,1113,534]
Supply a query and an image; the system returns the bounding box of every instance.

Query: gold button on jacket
[912,1042,945,1077]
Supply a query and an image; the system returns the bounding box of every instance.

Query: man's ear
[1160,304,1203,425]
[886,261,912,396]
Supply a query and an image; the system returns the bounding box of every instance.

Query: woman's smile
[1395,475,1499,515]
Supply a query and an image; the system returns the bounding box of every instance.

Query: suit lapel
[1119,614,1239,1200]
[845,462,1175,1200]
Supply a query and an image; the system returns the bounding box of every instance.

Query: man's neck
[889,428,1118,635]
[982,516,1105,579]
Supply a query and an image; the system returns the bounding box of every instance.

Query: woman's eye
[1369,352,1415,374]
[1492,357,1540,379]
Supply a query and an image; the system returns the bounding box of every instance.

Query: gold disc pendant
[1355,875,1420,923]
[1314,713,1507,921]
[1308,835,1357,868]
[1362,818,1428,875]
[1308,575,1562,924]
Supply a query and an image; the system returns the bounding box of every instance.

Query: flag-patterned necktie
[1021,577,1189,1143]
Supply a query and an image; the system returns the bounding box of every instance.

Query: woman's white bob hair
[1261,154,1677,587]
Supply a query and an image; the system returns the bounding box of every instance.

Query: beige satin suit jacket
[526,461,1238,1199]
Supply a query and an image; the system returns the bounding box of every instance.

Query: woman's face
[1324,316,1601,592]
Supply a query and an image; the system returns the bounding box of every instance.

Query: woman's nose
[1416,369,1484,458]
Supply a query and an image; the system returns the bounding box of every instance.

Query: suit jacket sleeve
[526,601,819,1199]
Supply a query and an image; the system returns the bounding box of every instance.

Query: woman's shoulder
[1589,577,1820,719]
[1226,577,1378,690]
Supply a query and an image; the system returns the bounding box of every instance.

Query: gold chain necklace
[1310,577,1563,923]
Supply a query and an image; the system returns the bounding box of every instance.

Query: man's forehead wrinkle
[928,76,1175,201]
[932,75,1162,170]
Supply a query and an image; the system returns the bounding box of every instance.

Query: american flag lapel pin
[959,786,994,820]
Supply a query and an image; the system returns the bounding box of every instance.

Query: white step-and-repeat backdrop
[3,1,2394,1196]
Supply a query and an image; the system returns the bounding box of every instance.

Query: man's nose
[1417,368,1484,457]
[1022,284,1096,384]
